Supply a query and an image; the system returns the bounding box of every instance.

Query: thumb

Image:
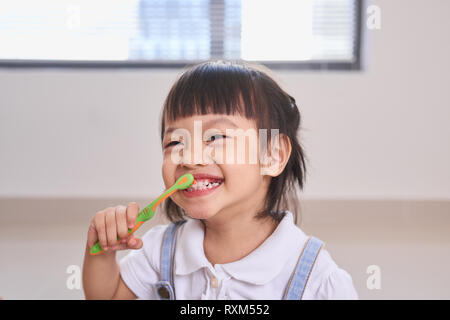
[127,235,143,250]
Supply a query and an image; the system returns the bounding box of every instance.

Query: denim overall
[154,220,324,300]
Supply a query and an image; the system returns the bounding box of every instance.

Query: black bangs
[160,60,270,142]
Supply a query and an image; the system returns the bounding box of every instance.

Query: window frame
[0,0,363,71]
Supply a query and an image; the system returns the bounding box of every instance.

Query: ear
[260,133,292,176]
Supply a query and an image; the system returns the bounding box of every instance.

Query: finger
[126,202,140,229]
[87,219,99,249]
[116,205,128,243]
[127,235,143,250]
[105,208,118,248]
[94,210,108,250]
[108,242,128,251]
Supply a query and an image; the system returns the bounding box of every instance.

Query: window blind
[0,0,360,67]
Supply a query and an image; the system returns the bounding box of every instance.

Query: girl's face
[162,113,273,221]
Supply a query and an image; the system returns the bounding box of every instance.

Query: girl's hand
[87,202,143,253]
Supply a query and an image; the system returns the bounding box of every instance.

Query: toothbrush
[90,173,196,255]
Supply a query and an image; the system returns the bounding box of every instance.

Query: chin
[171,194,219,220]
[185,207,217,220]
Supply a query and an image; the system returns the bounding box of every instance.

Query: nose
[179,140,215,166]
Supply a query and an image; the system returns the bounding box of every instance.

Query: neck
[202,208,279,266]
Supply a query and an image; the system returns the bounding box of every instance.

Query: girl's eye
[164,134,226,148]
[164,141,182,148]
[207,134,226,142]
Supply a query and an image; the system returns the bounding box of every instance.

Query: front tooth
[187,180,219,191]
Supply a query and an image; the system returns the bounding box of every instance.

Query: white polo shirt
[119,211,358,300]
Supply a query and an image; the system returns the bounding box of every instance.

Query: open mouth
[182,178,224,197]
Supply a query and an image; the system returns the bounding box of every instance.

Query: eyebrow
[164,117,239,137]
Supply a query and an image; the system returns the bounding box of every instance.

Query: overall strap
[155,220,186,300]
[283,236,324,300]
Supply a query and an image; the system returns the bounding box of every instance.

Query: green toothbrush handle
[89,173,195,256]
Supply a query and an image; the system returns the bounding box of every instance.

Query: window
[0,0,362,70]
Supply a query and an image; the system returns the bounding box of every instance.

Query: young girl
[82,60,358,300]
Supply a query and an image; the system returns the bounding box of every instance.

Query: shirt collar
[175,210,305,285]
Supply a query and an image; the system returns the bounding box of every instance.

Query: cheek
[162,146,180,166]
[223,163,262,191]
[162,160,176,186]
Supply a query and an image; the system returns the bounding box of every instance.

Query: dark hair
[159,59,307,225]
